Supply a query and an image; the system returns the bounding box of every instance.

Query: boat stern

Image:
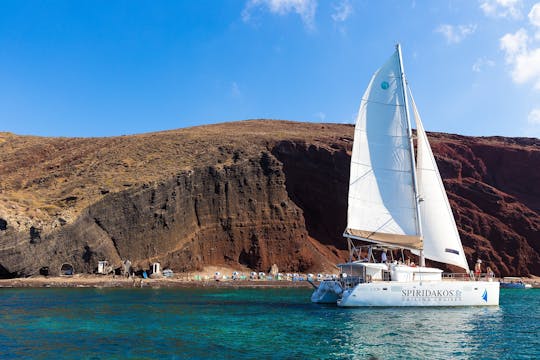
[311,280,343,304]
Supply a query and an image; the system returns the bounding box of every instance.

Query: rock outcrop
[428,133,540,276]
[0,121,538,277]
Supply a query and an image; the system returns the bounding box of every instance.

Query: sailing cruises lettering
[401,289,463,301]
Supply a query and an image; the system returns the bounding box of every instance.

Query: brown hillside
[0,120,538,277]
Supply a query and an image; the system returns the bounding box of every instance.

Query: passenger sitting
[359,251,369,262]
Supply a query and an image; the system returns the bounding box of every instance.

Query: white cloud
[435,24,477,44]
[528,108,540,124]
[480,0,523,19]
[472,57,496,72]
[511,48,540,87]
[500,28,540,88]
[529,2,540,27]
[331,0,353,22]
[242,0,317,30]
[500,28,528,61]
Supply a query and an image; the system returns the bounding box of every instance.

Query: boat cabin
[338,261,442,285]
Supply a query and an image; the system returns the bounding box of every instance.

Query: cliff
[0,120,538,277]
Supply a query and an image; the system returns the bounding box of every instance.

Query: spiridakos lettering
[401,289,462,299]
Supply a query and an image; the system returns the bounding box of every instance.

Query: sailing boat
[311,45,500,306]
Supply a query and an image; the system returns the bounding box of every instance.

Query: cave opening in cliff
[39,267,49,276]
[0,264,16,279]
[0,218,7,231]
[60,263,74,276]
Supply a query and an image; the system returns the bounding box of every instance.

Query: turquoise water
[0,287,538,359]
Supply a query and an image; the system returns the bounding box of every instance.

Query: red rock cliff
[0,121,538,277]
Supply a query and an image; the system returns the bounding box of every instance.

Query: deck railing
[443,272,495,281]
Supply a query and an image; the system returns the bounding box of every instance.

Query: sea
[0,287,538,359]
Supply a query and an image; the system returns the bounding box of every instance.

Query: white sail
[344,50,421,249]
[312,45,499,308]
[411,93,470,271]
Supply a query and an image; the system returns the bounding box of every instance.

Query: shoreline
[2,274,538,289]
[0,275,315,289]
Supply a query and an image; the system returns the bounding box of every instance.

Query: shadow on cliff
[271,140,351,251]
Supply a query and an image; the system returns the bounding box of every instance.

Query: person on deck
[474,260,482,280]
[381,251,388,263]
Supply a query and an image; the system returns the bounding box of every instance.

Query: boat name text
[401,289,462,298]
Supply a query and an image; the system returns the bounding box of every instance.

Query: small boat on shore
[500,277,533,289]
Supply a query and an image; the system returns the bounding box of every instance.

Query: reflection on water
[0,288,538,359]
[329,307,502,359]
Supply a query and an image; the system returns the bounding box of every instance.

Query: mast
[396,43,425,266]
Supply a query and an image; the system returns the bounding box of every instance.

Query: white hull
[337,280,500,307]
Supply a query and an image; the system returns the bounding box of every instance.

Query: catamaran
[311,44,500,307]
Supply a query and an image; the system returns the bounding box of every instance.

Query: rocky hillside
[0,120,538,277]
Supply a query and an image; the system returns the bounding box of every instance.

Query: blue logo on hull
[482,289,488,302]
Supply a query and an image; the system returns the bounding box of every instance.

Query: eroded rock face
[271,140,351,247]
[84,153,319,273]
[429,134,540,276]
[0,151,339,276]
[0,121,538,277]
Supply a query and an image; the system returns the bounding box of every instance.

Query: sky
[1,0,540,138]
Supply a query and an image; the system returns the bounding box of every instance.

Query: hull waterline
[337,280,500,307]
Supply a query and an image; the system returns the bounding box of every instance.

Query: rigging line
[359,98,406,107]
[363,218,399,239]
[349,162,415,174]
[349,168,373,186]
[376,74,401,78]
[354,129,412,139]
[417,166,437,171]
[347,197,417,210]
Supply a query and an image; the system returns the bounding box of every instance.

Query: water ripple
[0,288,537,359]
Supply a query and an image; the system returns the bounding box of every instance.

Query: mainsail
[344,49,422,249]
[344,44,470,270]
[411,93,470,271]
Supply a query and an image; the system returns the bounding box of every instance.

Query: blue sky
[1,0,539,137]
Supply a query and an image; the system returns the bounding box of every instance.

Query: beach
[2,273,539,289]
[0,274,314,289]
